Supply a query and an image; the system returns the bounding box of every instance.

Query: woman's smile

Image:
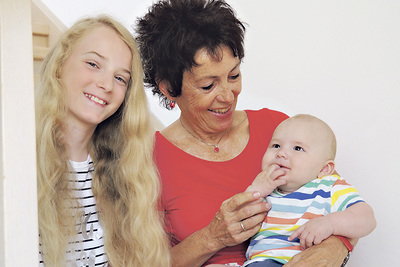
[208,106,231,114]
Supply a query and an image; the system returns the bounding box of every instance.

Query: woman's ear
[159,80,173,101]
[317,160,335,178]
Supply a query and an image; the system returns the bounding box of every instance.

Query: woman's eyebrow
[195,62,241,81]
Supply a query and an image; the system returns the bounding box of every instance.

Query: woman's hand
[205,191,270,252]
[170,191,270,267]
[283,236,348,267]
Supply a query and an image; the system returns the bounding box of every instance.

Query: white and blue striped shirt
[39,155,108,267]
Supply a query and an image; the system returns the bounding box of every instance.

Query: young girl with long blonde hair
[36,15,170,266]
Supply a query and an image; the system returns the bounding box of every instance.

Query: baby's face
[262,118,332,193]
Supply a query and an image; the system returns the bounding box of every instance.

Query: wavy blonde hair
[36,15,170,266]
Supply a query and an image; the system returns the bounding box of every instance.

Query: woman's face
[61,26,132,131]
[177,46,242,134]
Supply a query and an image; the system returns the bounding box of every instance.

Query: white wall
[41,1,400,266]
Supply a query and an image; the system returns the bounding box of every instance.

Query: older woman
[136,0,351,266]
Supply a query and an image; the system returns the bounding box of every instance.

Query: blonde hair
[36,15,170,266]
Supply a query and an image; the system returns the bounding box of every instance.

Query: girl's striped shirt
[39,155,108,267]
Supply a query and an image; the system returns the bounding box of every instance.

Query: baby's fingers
[288,226,303,241]
[274,178,287,188]
[270,168,285,180]
[303,233,316,249]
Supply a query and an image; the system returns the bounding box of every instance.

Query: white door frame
[0,0,39,265]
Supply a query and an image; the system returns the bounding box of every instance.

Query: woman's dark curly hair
[136,0,246,109]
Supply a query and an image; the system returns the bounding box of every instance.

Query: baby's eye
[294,146,304,151]
[272,144,280,149]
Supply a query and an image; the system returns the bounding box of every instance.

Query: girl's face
[176,46,242,134]
[61,26,132,131]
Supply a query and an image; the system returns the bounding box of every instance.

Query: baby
[243,114,376,266]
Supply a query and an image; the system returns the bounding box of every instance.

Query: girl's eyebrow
[83,51,131,76]
[84,51,105,59]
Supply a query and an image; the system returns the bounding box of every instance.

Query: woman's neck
[179,111,246,144]
[163,110,249,161]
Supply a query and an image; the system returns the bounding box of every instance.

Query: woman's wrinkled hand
[204,191,271,251]
[283,236,348,267]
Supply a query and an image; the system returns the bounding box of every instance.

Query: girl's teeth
[85,93,107,105]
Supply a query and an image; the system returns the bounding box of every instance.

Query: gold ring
[240,221,246,232]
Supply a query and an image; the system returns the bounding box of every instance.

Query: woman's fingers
[233,221,263,241]
[209,191,270,248]
[223,191,262,212]
[241,210,267,232]
[223,191,270,218]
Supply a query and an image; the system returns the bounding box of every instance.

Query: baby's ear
[318,160,335,178]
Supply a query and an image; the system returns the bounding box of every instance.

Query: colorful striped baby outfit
[244,175,363,266]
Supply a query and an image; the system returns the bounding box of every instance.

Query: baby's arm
[289,201,376,250]
[245,164,287,198]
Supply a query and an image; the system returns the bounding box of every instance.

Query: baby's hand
[288,216,334,250]
[246,164,287,197]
